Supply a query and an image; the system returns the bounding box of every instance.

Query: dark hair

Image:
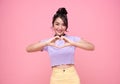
[52,7,68,31]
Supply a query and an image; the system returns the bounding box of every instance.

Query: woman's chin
[56,33,63,36]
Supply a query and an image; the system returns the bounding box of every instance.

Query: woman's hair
[52,7,68,31]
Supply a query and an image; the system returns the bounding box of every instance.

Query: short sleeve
[40,39,48,51]
[73,36,81,42]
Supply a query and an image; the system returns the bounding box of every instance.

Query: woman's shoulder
[66,35,81,42]
[40,38,50,42]
[66,34,81,38]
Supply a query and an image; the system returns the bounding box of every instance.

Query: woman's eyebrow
[54,22,59,23]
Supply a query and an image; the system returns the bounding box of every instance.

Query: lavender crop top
[42,35,81,66]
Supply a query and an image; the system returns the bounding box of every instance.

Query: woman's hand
[46,36,94,50]
[60,36,74,48]
[46,36,60,48]
[26,36,61,52]
[60,36,95,50]
[46,36,74,48]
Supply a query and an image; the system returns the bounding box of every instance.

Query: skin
[26,17,95,52]
[53,17,66,36]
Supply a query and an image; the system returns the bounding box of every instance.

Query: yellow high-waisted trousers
[50,66,80,84]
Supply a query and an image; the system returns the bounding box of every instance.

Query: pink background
[0,0,120,84]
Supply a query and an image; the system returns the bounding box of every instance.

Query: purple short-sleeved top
[42,35,81,66]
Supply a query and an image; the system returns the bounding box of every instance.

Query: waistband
[52,64,74,69]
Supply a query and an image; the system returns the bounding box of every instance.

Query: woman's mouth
[56,31,64,35]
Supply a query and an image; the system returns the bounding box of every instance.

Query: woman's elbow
[26,47,32,52]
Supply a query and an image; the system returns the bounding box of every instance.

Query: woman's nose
[58,25,63,29]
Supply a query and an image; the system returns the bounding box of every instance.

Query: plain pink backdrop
[0,0,120,84]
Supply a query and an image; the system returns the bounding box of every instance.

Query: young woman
[26,7,95,84]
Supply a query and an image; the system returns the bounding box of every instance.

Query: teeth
[57,31,62,33]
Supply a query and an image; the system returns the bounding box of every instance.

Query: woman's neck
[54,33,66,37]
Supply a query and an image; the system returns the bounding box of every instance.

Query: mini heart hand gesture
[46,36,74,48]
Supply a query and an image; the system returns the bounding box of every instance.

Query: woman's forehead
[54,17,64,23]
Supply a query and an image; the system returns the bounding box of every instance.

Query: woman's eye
[55,24,59,25]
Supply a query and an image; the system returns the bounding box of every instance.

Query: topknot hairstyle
[52,7,68,30]
[56,7,68,15]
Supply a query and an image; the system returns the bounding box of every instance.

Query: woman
[26,7,95,84]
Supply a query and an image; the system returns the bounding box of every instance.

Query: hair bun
[56,7,68,15]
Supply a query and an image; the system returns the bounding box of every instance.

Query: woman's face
[53,17,66,36]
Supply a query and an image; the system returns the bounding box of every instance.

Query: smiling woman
[53,17,66,36]
[26,7,95,84]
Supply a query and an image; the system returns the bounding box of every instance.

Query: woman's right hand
[46,36,60,48]
[26,36,60,52]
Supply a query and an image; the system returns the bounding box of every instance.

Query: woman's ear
[65,28,68,32]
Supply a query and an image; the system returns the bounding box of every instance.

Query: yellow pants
[50,66,80,84]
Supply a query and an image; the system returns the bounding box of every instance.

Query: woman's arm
[71,38,95,51]
[26,41,48,52]
[26,36,60,52]
[61,36,95,51]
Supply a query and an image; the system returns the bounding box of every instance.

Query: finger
[49,43,60,48]
[61,36,70,42]
[49,36,60,43]
[60,36,64,40]
[54,36,60,38]
[54,36,60,40]
[60,43,71,48]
